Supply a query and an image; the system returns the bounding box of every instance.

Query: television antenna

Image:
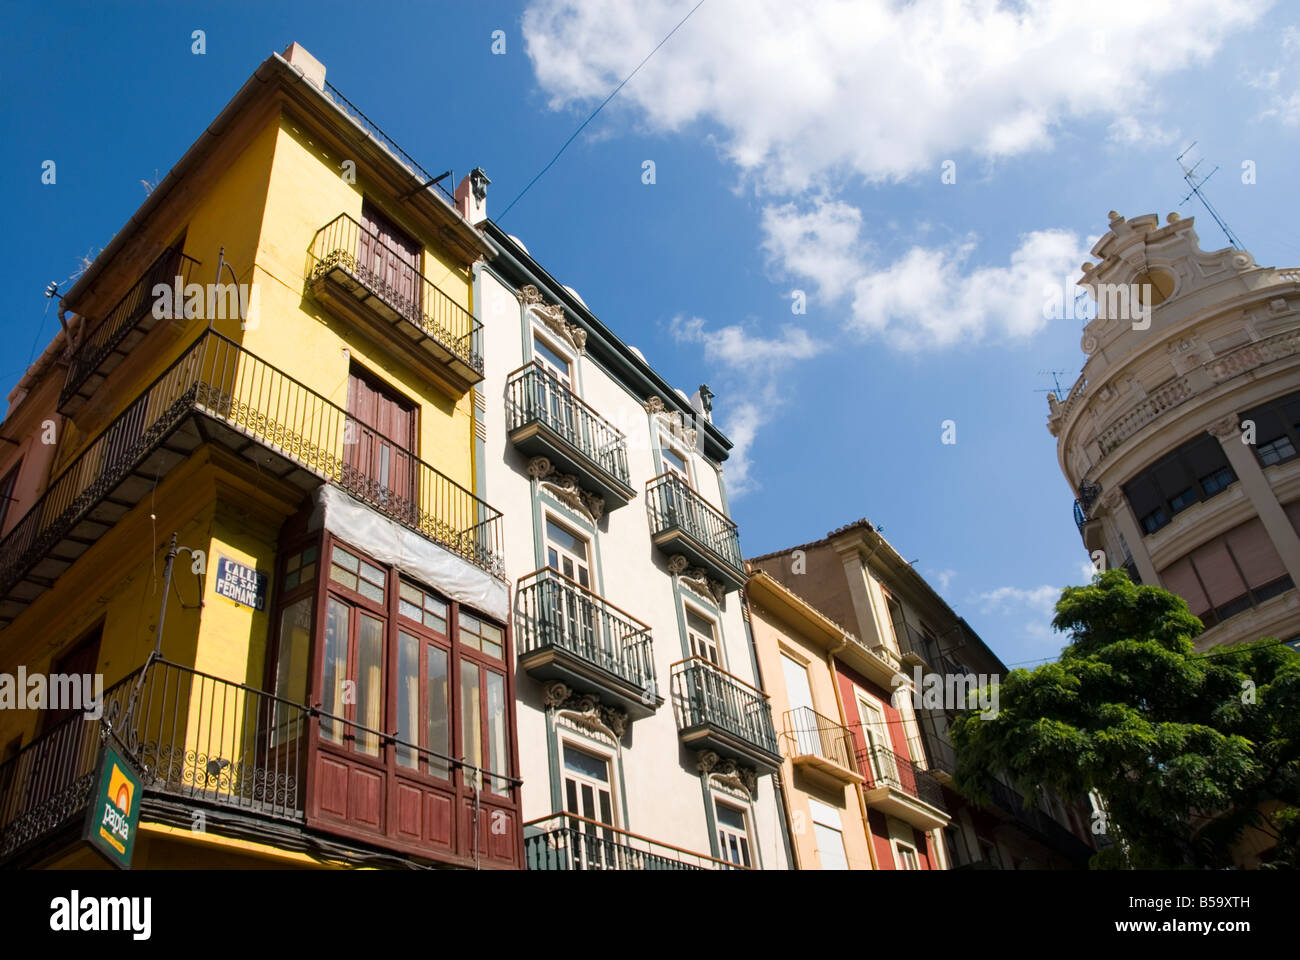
[1034,370,1071,401]
[1176,142,1243,249]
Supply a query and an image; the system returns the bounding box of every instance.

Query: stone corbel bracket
[527,456,606,523]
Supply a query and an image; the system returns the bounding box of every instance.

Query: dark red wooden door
[345,370,416,521]
[359,202,422,319]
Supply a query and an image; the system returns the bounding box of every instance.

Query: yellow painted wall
[245,113,476,492]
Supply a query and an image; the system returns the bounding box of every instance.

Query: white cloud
[523,0,1267,192]
[760,199,864,301]
[929,568,957,592]
[977,585,1061,615]
[1251,24,1300,125]
[850,227,1091,351]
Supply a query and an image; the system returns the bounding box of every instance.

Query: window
[461,658,509,795]
[532,335,572,387]
[0,459,21,534]
[359,200,422,317]
[1123,433,1236,535]
[396,580,451,778]
[686,607,720,664]
[271,597,312,745]
[563,744,615,826]
[780,653,818,756]
[545,517,591,589]
[1158,517,1293,626]
[807,797,849,870]
[1241,390,1300,469]
[894,840,920,870]
[715,799,752,867]
[282,545,318,591]
[345,366,417,517]
[660,437,692,488]
[460,612,504,660]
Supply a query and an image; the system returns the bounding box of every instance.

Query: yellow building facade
[0,44,520,869]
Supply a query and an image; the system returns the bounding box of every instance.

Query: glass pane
[360,560,384,586]
[487,671,507,796]
[546,519,586,558]
[321,598,349,744]
[358,578,385,603]
[427,646,449,778]
[287,553,301,573]
[715,802,745,830]
[302,546,318,565]
[272,597,312,746]
[333,546,359,572]
[299,563,316,583]
[329,563,358,591]
[461,614,481,651]
[686,610,715,637]
[662,445,687,473]
[534,337,571,377]
[355,613,384,756]
[396,631,418,768]
[400,582,421,605]
[400,599,423,622]
[563,744,609,782]
[461,661,482,778]
[284,570,300,590]
[480,622,503,659]
[423,609,447,634]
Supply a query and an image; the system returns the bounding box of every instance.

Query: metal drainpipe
[827,635,879,871]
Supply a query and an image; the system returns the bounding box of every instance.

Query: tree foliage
[950,569,1300,868]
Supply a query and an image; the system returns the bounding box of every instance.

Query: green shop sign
[82,743,141,869]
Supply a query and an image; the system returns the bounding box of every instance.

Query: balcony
[0,329,503,627]
[894,621,937,667]
[515,568,662,719]
[308,213,483,393]
[987,779,1093,863]
[780,706,864,786]
[920,731,958,783]
[857,745,948,831]
[523,812,745,870]
[59,245,201,415]
[506,364,634,509]
[670,657,781,772]
[646,474,746,591]
[0,657,520,868]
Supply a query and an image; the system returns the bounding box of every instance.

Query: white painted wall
[479,260,789,869]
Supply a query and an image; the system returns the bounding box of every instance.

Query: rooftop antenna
[1035,370,1071,401]
[1176,141,1243,249]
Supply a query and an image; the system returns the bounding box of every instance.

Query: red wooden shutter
[1224,519,1286,588]
[1160,557,1210,616]
[1191,538,1247,608]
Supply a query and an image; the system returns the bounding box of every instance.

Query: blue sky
[4,1,1299,668]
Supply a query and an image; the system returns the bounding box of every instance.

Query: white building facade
[472,215,792,870]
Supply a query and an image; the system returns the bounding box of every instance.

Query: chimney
[455,168,491,225]
[282,43,326,89]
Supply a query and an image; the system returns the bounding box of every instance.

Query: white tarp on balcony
[311,486,508,622]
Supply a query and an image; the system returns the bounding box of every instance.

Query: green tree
[950,569,1300,869]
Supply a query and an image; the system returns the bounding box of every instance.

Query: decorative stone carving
[1099,486,1127,513]
[644,397,699,450]
[517,284,587,354]
[1207,413,1241,441]
[667,554,725,603]
[695,749,758,797]
[545,681,629,739]
[527,456,606,522]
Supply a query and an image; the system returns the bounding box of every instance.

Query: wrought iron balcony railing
[515,567,660,714]
[893,620,937,666]
[0,330,503,615]
[670,657,780,762]
[781,706,860,780]
[59,245,202,413]
[524,812,744,870]
[0,658,308,862]
[506,363,632,503]
[308,213,483,381]
[646,474,745,586]
[857,745,947,812]
[321,80,456,203]
[986,779,1092,861]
